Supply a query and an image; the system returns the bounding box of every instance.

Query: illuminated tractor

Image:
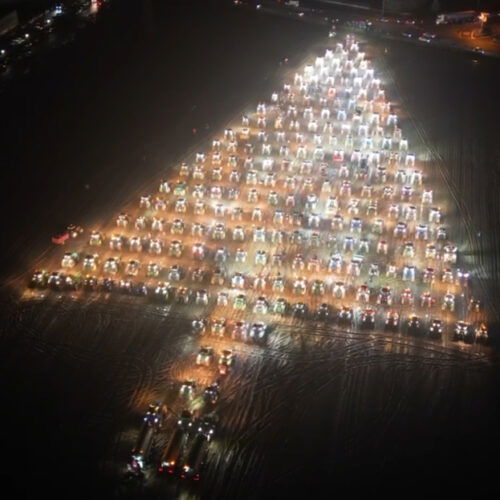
[159,180,171,193]
[246,170,258,185]
[235,248,247,263]
[310,233,321,248]
[307,255,321,272]
[356,284,370,303]
[154,281,169,301]
[344,236,355,252]
[453,321,470,341]
[165,265,181,282]
[193,165,205,180]
[211,167,223,181]
[378,286,393,306]
[325,197,339,214]
[247,189,259,203]
[442,268,454,284]
[212,223,226,241]
[192,223,205,237]
[140,195,152,209]
[147,262,160,278]
[469,298,480,313]
[443,245,458,264]
[339,164,350,179]
[233,294,247,311]
[174,198,187,213]
[385,311,400,331]
[271,253,284,267]
[82,254,98,272]
[217,292,229,306]
[125,260,140,277]
[333,281,346,299]
[268,191,279,206]
[347,199,359,216]
[214,247,228,264]
[308,213,320,228]
[475,323,488,343]
[422,267,435,284]
[210,268,225,286]
[437,227,448,241]
[340,180,351,196]
[231,273,245,289]
[293,278,307,296]
[455,269,470,287]
[169,219,184,236]
[425,244,437,260]
[116,213,130,228]
[104,257,120,275]
[193,201,206,215]
[356,238,368,254]
[394,222,407,239]
[401,288,414,306]
[415,224,429,241]
[255,250,268,266]
[273,210,284,225]
[192,243,205,261]
[442,293,455,312]
[151,217,165,232]
[368,263,380,279]
[149,239,163,255]
[253,227,266,243]
[350,217,362,233]
[229,169,240,183]
[366,201,378,216]
[311,279,325,296]
[331,214,344,230]
[155,197,167,211]
[420,292,435,309]
[231,207,243,221]
[400,185,413,201]
[272,275,285,293]
[402,265,415,282]
[253,275,266,291]
[422,189,433,204]
[61,252,78,269]
[429,207,441,223]
[109,234,123,251]
[404,205,417,221]
[328,254,342,273]
[210,186,223,200]
[361,185,372,199]
[338,306,353,325]
[175,287,190,304]
[402,242,415,258]
[253,296,269,315]
[377,240,388,255]
[273,298,288,315]
[292,254,305,271]
[388,204,400,220]
[382,186,394,199]
[373,219,384,235]
[211,318,226,337]
[135,216,147,231]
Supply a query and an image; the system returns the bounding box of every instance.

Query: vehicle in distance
[218,349,234,375]
[180,416,217,480]
[158,423,188,474]
[196,346,214,367]
[180,380,196,399]
[203,382,220,405]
